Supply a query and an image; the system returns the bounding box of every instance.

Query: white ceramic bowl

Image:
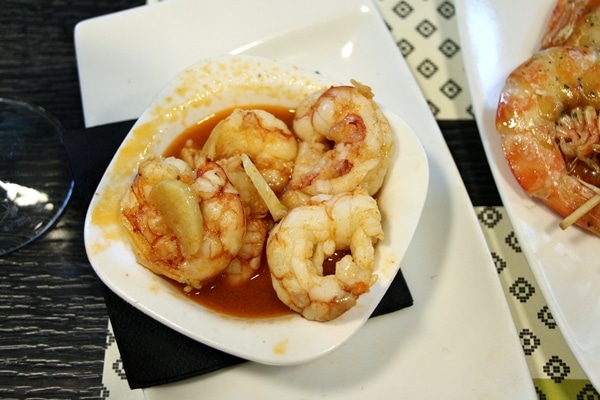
[84,54,429,365]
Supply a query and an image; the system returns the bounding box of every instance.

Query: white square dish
[75,0,537,397]
[84,54,429,365]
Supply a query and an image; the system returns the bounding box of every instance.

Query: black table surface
[0,1,496,398]
[1,2,145,398]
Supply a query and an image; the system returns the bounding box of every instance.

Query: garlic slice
[148,179,203,256]
[241,153,288,221]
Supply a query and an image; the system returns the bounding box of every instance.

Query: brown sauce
[171,258,292,318]
[168,249,349,319]
[571,158,600,188]
[164,105,296,157]
[322,249,351,276]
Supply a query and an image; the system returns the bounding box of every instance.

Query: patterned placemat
[99,0,598,398]
[475,207,597,399]
[376,0,473,120]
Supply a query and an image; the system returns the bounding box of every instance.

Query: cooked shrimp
[201,108,298,192]
[496,46,600,235]
[181,144,265,217]
[266,189,383,322]
[120,156,246,288]
[223,217,269,286]
[284,80,394,209]
[541,0,600,48]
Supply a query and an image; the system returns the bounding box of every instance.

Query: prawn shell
[541,0,600,48]
[266,190,383,322]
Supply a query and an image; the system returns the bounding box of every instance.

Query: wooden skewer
[559,178,600,230]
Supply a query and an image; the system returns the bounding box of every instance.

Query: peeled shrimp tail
[266,189,382,322]
[287,81,394,207]
[121,156,247,289]
[223,217,269,285]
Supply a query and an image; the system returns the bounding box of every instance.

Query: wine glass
[0,98,74,255]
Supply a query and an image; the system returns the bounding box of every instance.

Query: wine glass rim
[0,98,74,256]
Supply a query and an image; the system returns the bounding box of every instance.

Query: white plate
[75,0,537,397]
[84,54,429,365]
[456,0,600,389]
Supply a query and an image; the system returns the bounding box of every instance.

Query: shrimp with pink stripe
[120,156,246,289]
[282,80,394,208]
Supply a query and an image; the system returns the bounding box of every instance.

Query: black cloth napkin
[63,120,414,389]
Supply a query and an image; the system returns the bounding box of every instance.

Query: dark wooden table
[0,2,143,398]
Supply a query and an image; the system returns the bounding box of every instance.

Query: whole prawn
[496,46,600,235]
